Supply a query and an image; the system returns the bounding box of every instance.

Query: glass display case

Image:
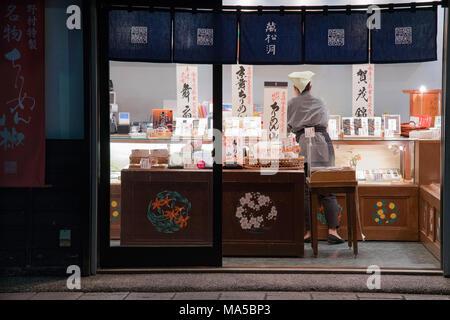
[333,138,415,185]
[110,136,213,181]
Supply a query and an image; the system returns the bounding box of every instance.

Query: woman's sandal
[328,234,345,245]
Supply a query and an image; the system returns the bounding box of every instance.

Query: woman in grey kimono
[287,71,344,245]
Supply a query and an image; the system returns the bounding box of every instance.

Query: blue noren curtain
[173,12,237,64]
[239,13,303,64]
[370,8,437,63]
[109,10,171,62]
[304,12,368,64]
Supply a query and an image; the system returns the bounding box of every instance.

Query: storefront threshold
[97,266,443,276]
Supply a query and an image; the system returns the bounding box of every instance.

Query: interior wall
[109,63,213,123]
[109,6,444,124]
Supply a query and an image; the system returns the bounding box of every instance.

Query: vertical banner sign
[0,1,45,187]
[231,65,253,117]
[352,64,375,117]
[263,82,288,140]
[176,64,198,118]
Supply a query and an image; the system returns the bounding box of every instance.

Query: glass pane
[222,65,306,258]
[109,62,213,247]
[45,0,84,139]
[222,59,441,268]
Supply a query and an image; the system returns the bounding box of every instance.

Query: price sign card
[305,127,315,138]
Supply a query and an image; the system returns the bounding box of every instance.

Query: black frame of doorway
[95,0,223,268]
[86,0,450,276]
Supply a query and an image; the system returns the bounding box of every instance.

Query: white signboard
[224,117,241,137]
[242,117,261,137]
[232,65,253,117]
[263,82,288,141]
[352,64,374,117]
[328,115,341,140]
[173,117,193,137]
[176,64,198,118]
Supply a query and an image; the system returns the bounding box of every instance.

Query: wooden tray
[244,156,304,170]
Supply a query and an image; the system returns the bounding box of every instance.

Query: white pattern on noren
[197,28,214,46]
[395,27,412,45]
[130,26,148,44]
[328,29,345,47]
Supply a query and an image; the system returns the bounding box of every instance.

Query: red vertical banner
[0,0,45,187]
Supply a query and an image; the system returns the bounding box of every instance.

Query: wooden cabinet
[222,170,304,257]
[403,89,441,127]
[120,169,213,246]
[320,138,419,241]
[415,140,441,186]
[110,181,121,239]
[415,140,441,260]
[417,140,441,259]
[317,184,419,241]
[419,185,441,260]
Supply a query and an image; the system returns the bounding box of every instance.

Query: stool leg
[311,192,319,258]
[348,190,358,257]
[346,193,353,248]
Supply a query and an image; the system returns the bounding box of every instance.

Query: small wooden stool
[306,168,358,258]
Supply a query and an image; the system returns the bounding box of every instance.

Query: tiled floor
[111,241,440,269]
[1,291,449,300]
[223,241,440,269]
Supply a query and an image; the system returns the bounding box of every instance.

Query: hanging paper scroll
[173,12,237,64]
[0,1,45,187]
[176,64,198,118]
[352,64,375,117]
[109,10,171,62]
[263,82,288,141]
[371,8,437,63]
[231,65,253,117]
[304,12,368,64]
[239,13,303,64]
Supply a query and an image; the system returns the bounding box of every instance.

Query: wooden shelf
[110,134,213,144]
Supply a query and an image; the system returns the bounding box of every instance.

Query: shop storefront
[1,0,450,277]
[91,0,450,275]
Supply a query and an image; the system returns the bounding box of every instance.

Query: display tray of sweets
[129,163,167,169]
[243,156,304,170]
[129,149,150,165]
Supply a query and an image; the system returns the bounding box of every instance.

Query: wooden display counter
[118,168,305,256]
[120,169,213,246]
[113,138,441,253]
[222,169,305,257]
[316,139,440,242]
